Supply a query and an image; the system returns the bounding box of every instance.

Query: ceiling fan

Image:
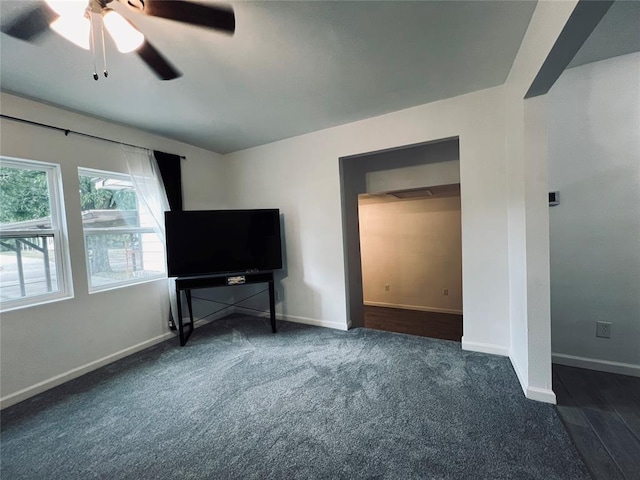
[1,0,235,81]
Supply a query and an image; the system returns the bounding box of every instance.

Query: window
[78,168,166,292]
[0,158,72,311]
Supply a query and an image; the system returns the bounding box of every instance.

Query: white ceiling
[3,1,637,155]
[2,0,540,154]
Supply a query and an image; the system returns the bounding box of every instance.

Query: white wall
[547,53,640,376]
[359,195,462,313]
[223,85,511,352]
[502,0,578,403]
[0,1,582,406]
[0,93,227,407]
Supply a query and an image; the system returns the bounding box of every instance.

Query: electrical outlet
[385,284,390,292]
[443,288,449,296]
[596,321,611,338]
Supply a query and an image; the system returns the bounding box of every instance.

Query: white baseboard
[283,313,350,331]
[1,331,174,410]
[234,307,349,331]
[0,310,231,410]
[526,385,557,404]
[185,307,235,329]
[1,306,345,409]
[364,301,462,315]
[461,337,509,357]
[509,353,556,404]
[553,353,640,378]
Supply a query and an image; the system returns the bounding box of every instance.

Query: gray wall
[548,52,640,374]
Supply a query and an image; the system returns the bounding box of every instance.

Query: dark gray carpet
[1,315,590,479]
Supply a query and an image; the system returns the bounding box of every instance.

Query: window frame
[0,157,73,312]
[78,167,166,293]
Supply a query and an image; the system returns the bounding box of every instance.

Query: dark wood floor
[363,305,462,341]
[553,364,640,480]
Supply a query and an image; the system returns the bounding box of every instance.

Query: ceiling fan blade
[136,40,182,80]
[133,0,235,34]
[1,6,58,42]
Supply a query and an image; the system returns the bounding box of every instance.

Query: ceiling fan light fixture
[45,0,88,19]
[102,9,144,53]
[50,15,90,50]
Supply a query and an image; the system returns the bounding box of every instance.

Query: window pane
[0,166,52,228]
[0,235,59,301]
[79,170,166,291]
[0,159,70,310]
[79,174,138,227]
[84,232,165,288]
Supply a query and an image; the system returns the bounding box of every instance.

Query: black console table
[175,271,277,346]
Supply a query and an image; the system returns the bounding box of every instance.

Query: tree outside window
[0,158,72,310]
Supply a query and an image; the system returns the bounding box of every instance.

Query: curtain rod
[0,114,186,160]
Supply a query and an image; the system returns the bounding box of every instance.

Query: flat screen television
[165,209,282,277]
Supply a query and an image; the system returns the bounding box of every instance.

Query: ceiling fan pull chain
[89,11,98,81]
[100,20,108,78]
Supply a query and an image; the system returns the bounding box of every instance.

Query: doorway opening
[359,183,462,340]
[339,137,462,340]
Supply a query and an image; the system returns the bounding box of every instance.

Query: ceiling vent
[387,183,460,199]
[388,188,434,199]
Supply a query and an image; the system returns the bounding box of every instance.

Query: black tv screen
[165,209,282,277]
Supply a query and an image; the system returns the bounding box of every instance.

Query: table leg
[268,279,277,333]
[186,289,194,335]
[176,286,185,346]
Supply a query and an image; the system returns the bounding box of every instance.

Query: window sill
[0,292,74,314]
[87,274,167,295]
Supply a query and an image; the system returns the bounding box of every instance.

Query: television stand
[174,271,277,346]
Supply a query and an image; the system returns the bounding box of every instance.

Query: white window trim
[78,167,166,294]
[0,157,74,312]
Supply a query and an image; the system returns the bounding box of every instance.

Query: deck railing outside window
[0,159,72,311]
[0,233,57,300]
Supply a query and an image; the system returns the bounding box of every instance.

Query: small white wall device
[549,191,560,207]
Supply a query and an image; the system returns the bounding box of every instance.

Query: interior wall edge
[510,350,561,405]
[509,351,529,399]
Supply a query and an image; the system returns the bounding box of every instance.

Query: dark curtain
[154,150,183,330]
[154,150,183,211]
